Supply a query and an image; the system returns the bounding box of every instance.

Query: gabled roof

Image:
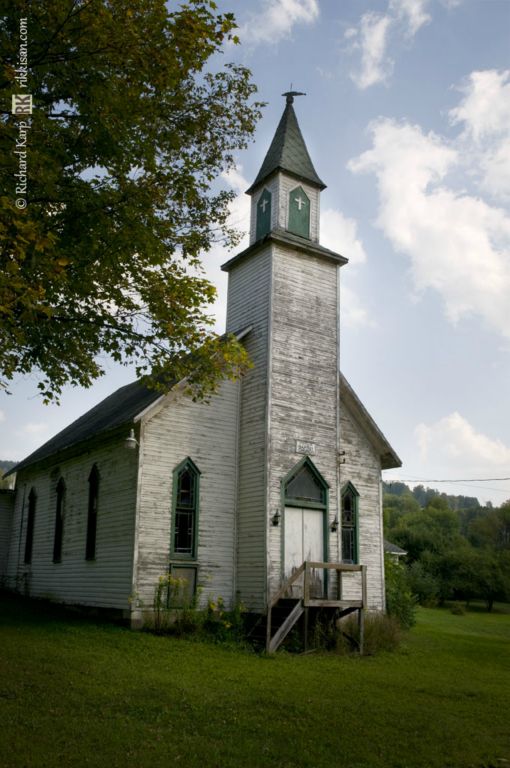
[340,374,402,470]
[7,379,161,476]
[384,539,407,556]
[7,327,252,477]
[246,99,326,194]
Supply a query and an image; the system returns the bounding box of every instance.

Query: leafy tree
[384,555,416,629]
[1,0,262,401]
[469,504,510,552]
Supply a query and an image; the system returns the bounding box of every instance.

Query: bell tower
[222,95,348,611]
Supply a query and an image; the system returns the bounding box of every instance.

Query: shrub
[336,613,402,655]
[385,555,417,629]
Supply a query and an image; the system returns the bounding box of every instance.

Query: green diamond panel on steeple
[256,188,272,240]
[288,186,310,239]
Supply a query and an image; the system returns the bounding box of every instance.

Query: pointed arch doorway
[283,457,329,598]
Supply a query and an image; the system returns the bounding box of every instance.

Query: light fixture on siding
[330,514,339,533]
[271,508,281,526]
[125,428,139,450]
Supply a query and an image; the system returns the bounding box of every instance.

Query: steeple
[246,94,326,245]
[246,93,326,194]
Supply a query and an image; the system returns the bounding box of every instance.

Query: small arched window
[341,483,359,564]
[86,465,100,561]
[171,459,200,559]
[53,478,66,563]
[24,488,37,565]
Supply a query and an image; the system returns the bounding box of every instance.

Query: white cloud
[0,409,5,423]
[450,70,510,142]
[20,422,49,436]
[416,412,510,472]
[348,113,510,338]
[321,208,367,266]
[450,70,510,200]
[348,12,393,90]
[238,0,319,47]
[389,0,431,37]
[347,0,433,89]
[320,208,373,328]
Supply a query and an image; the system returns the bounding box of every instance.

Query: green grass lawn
[1,594,509,768]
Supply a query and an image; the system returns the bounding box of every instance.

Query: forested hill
[383,481,481,510]
[0,460,16,474]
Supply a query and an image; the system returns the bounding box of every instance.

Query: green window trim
[24,488,37,565]
[282,455,329,509]
[85,464,100,561]
[256,188,272,240]
[171,457,200,560]
[53,477,65,564]
[341,482,359,565]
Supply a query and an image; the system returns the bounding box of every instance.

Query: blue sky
[2,0,510,505]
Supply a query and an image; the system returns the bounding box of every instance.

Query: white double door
[284,507,325,598]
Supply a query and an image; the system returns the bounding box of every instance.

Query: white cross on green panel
[288,186,310,238]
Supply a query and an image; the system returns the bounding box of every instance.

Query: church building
[0,95,401,645]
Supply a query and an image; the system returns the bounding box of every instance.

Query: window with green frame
[171,458,200,559]
[341,483,359,564]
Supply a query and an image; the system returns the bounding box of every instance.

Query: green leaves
[0,0,262,401]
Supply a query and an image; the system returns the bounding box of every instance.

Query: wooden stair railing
[266,563,305,652]
[266,562,368,654]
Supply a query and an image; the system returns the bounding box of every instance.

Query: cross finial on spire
[282,90,306,105]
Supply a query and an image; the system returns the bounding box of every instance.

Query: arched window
[86,465,100,561]
[171,458,200,559]
[288,185,310,238]
[256,188,272,240]
[284,457,327,508]
[341,483,359,564]
[53,478,66,563]
[24,488,37,565]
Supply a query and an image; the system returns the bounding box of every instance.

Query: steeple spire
[246,94,326,194]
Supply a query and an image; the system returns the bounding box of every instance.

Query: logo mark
[12,94,32,115]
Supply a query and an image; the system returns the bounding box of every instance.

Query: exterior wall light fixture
[125,428,139,450]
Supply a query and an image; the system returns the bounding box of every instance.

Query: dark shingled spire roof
[246,98,326,193]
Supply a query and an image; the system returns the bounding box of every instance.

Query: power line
[386,476,510,484]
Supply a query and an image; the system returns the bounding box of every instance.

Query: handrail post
[361,564,367,609]
[304,561,310,606]
[266,605,272,653]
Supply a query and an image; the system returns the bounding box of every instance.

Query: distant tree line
[384,483,510,611]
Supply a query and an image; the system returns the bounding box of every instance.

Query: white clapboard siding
[267,246,340,598]
[225,246,272,611]
[339,399,385,610]
[5,439,138,610]
[135,379,239,611]
[0,490,15,584]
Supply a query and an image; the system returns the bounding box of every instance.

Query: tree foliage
[1,0,262,401]
[385,493,510,611]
